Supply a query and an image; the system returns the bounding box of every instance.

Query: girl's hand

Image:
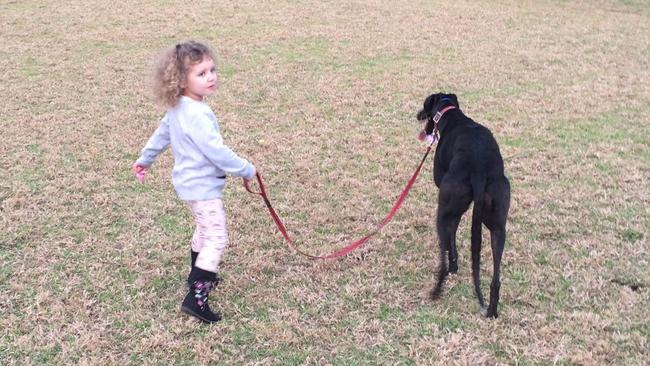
[132,163,148,183]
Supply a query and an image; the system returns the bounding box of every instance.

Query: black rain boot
[181,267,221,323]
[191,250,199,267]
[187,251,199,287]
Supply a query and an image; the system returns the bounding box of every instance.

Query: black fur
[416,93,511,318]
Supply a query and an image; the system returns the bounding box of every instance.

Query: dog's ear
[424,94,434,109]
[417,93,437,120]
[416,95,432,121]
[448,93,459,108]
[427,93,443,110]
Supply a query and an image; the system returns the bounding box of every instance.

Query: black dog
[416,93,510,318]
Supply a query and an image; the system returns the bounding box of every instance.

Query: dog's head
[416,93,459,121]
[416,93,459,135]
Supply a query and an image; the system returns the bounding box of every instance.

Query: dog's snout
[416,109,428,121]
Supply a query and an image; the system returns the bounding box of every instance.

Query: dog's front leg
[448,215,462,274]
[433,162,445,188]
[431,207,453,300]
[430,239,448,300]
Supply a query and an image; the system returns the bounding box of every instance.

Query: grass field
[1,0,649,364]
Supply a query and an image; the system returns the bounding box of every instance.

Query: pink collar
[432,105,456,124]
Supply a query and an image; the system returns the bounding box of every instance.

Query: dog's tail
[470,173,486,251]
[470,172,487,307]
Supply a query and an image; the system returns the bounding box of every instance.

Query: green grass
[1,0,649,364]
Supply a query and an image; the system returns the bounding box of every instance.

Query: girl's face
[183,56,217,101]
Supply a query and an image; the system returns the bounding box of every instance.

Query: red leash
[243,143,434,259]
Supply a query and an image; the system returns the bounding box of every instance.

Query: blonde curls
[151,41,216,108]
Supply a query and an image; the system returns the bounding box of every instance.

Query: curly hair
[151,40,216,108]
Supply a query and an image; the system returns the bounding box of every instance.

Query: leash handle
[244,144,433,259]
[243,173,263,195]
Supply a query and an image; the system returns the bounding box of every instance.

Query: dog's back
[435,112,505,187]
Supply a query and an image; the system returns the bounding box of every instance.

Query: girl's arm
[136,115,171,167]
[190,112,255,179]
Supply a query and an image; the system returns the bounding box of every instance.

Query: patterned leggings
[186,198,229,273]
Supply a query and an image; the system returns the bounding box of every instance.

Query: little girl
[133,40,256,324]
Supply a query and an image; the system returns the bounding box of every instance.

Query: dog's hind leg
[485,227,505,318]
[483,178,510,318]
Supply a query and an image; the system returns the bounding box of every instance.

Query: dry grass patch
[1,0,649,364]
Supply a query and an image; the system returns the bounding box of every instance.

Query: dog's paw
[430,288,442,301]
[483,306,498,318]
[479,306,488,317]
[448,261,458,274]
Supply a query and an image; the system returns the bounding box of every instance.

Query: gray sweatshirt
[136,96,256,201]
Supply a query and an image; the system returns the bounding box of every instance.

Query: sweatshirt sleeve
[136,115,170,167]
[188,111,256,179]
